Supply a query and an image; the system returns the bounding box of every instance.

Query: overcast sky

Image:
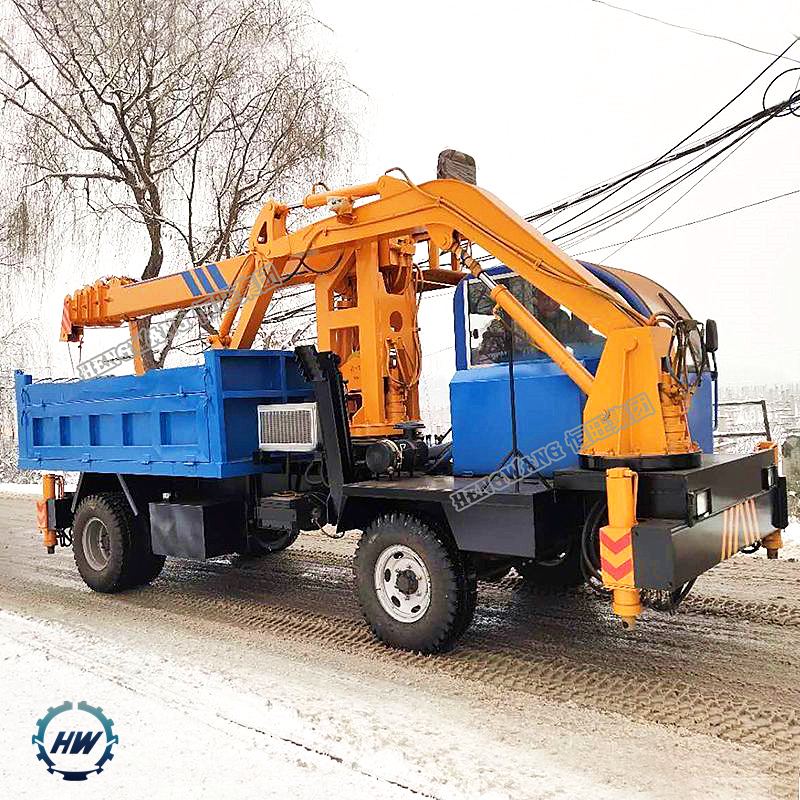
[314,0,800,387]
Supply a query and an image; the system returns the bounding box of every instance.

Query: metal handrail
[715,399,771,440]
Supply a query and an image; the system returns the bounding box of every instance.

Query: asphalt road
[1,492,798,799]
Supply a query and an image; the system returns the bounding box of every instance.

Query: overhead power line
[591,1,800,65]
[572,188,800,255]
[538,37,799,238]
[594,129,756,259]
[550,113,771,248]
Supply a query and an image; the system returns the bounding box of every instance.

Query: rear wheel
[73,493,136,592]
[242,528,300,555]
[126,513,166,587]
[354,513,476,653]
[517,534,585,588]
[73,492,164,592]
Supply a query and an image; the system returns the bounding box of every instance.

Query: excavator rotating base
[579,452,702,471]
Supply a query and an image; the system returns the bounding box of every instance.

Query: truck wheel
[127,552,166,587]
[245,529,300,555]
[517,537,584,588]
[354,513,475,653]
[73,493,138,593]
[453,552,478,641]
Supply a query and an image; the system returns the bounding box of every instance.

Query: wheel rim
[374,544,432,623]
[83,517,111,571]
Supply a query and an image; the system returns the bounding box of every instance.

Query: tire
[127,552,166,587]
[242,529,300,556]
[73,493,138,593]
[73,492,164,591]
[354,513,475,653]
[453,552,478,641]
[517,535,585,588]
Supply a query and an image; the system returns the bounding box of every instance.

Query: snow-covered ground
[1,492,794,800]
[0,610,424,800]
[0,481,42,495]
[0,479,76,495]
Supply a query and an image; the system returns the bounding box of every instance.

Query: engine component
[255,491,316,533]
[365,438,429,477]
[246,492,318,553]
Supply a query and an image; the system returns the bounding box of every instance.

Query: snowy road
[0,492,798,799]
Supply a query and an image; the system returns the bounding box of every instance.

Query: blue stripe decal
[193,266,214,293]
[181,271,201,296]
[204,262,228,290]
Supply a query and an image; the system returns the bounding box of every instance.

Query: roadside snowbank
[0,480,77,495]
[0,482,42,495]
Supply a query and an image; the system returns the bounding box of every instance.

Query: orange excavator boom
[60,173,696,460]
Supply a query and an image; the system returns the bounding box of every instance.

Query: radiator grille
[257,403,318,452]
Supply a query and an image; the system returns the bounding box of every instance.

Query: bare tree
[0,0,352,368]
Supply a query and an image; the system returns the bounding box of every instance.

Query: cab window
[467,274,603,367]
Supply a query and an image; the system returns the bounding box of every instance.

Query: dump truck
[18,152,788,652]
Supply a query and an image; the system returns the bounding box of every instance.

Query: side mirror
[705,319,718,353]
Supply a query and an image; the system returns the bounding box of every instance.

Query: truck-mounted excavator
[18,152,787,651]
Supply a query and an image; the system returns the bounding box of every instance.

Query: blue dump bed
[16,350,312,478]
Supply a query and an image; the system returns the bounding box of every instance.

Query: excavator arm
[61,173,697,463]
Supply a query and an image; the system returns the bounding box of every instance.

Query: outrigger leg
[600,467,642,629]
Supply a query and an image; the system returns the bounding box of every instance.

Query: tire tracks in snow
[2,533,798,792]
[11,554,794,780]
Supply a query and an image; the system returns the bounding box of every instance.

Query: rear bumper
[556,450,788,591]
[633,478,787,590]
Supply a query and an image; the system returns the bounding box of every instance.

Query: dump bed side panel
[16,349,311,478]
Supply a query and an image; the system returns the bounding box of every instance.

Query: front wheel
[354,513,476,653]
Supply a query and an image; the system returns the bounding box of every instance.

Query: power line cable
[549,82,800,247]
[556,112,774,249]
[573,188,800,255]
[529,38,799,233]
[551,110,776,246]
[471,88,798,265]
[591,1,800,64]
[532,141,709,235]
[525,103,782,229]
[555,131,745,249]
[587,129,758,259]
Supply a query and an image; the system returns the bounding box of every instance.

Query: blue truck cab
[449,262,716,477]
